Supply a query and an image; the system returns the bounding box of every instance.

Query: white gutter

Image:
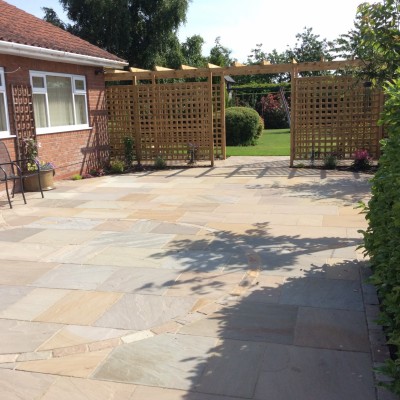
[0,40,128,69]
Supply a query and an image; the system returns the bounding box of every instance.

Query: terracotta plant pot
[23,169,55,191]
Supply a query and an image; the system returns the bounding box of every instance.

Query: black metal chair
[0,141,44,208]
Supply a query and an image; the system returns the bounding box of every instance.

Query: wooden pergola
[105,59,384,167]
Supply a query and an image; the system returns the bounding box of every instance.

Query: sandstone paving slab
[40,376,137,400]
[150,222,201,235]
[130,385,247,400]
[31,264,119,290]
[0,242,60,261]
[75,200,132,209]
[21,229,102,245]
[0,288,69,321]
[16,348,112,378]
[0,227,44,242]
[34,291,122,325]
[84,246,164,268]
[241,275,286,304]
[0,369,56,400]
[0,260,57,285]
[0,215,41,227]
[98,267,179,295]
[0,319,62,353]
[38,325,133,351]
[25,216,104,230]
[128,219,162,233]
[93,333,217,390]
[42,244,107,264]
[74,208,134,219]
[163,235,215,251]
[94,294,196,330]
[193,339,266,398]
[294,307,370,352]
[323,214,369,228]
[86,231,175,248]
[0,285,33,312]
[179,301,298,344]
[165,271,245,298]
[160,251,232,272]
[254,343,376,400]
[280,277,364,311]
[92,219,137,232]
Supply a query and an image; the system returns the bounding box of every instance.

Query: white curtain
[47,76,74,126]
[74,94,88,125]
[32,94,48,128]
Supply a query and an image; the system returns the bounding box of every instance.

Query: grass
[226,129,290,156]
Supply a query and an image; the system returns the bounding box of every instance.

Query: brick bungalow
[0,0,127,181]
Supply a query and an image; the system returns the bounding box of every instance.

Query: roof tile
[0,0,126,64]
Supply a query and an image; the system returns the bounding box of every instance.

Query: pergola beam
[104,59,364,82]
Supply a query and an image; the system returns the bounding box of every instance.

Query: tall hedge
[225,106,263,146]
[362,79,400,394]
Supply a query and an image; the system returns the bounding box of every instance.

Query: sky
[5,0,370,63]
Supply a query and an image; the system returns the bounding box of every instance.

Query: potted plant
[22,138,56,191]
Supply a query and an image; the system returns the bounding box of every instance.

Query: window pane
[75,79,85,91]
[0,93,7,131]
[47,76,74,126]
[74,94,88,125]
[32,94,48,128]
[32,76,45,89]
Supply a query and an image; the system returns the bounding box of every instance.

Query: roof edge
[0,40,128,69]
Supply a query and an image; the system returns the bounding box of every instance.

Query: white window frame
[0,67,11,138]
[30,71,90,134]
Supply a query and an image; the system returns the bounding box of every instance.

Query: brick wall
[0,54,109,180]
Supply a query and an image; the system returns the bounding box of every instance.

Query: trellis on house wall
[105,59,381,167]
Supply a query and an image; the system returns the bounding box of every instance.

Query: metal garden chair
[0,141,44,208]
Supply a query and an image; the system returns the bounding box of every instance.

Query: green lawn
[226,129,290,156]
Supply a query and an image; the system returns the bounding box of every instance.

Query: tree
[334,0,400,84]
[286,27,334,76]
[47,0,190,68]
[208,37,233,67]
[42,7,67,30]
[181,35,207,68]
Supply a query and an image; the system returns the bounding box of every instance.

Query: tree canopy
[48,0,190,69]
[334,0,400,84]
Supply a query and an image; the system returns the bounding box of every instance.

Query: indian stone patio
[0,156,397,400]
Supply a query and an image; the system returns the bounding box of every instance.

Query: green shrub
[110,159,125,174]
[71,174,82,180]
[361,78,400,394]
[225,107,263,146]
[124,137,134,168]
[154,154,167,169]
[323,153,338,169]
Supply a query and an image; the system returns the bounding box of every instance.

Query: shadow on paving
[176,260,376,400]
[94,223,377,399]
[138,158,372,180]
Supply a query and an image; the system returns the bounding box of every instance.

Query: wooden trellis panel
[292,76,384,162]
[106,85,135,159]
[106,80,219,165]
[11,85,36,160]
[212,82,225,159]
[137,82,212,162]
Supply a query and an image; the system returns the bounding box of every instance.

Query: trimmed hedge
[362,79,400,394]
[225,107,263,146]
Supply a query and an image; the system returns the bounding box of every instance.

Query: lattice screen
[106,80,221,165]
[106,85,135,159]
[292,76,384,161]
